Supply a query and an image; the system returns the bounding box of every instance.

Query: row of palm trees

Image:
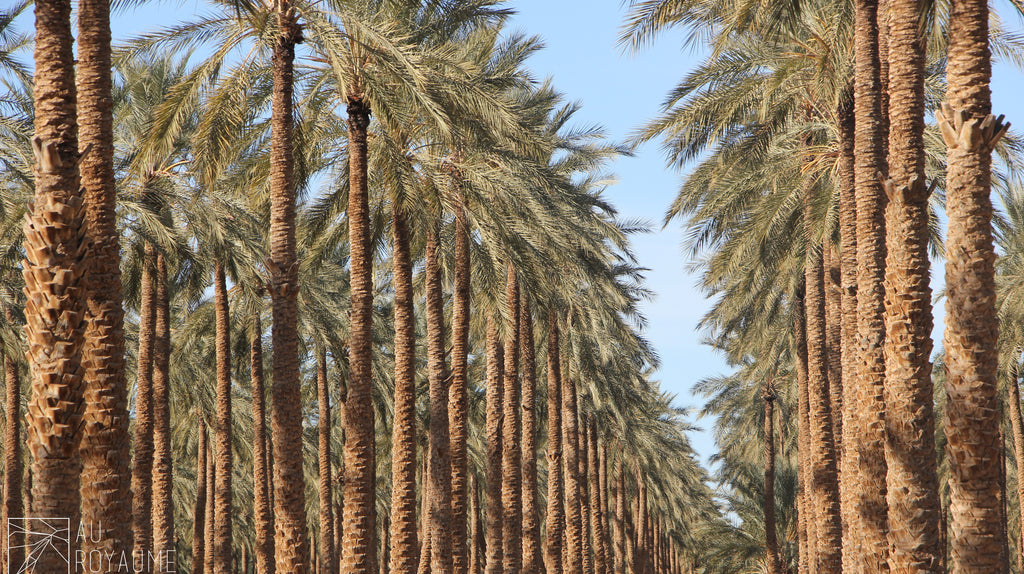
[0,1,722,574]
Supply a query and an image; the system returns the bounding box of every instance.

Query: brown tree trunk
[563,373,585,574]
[502,266,523,574]
[545,313,564,574]
[390,205,418,574]
[194,421,209,574]
[251,316,274,574]
[133,243,157,570]
[485,316,504,574]
[794,285,814,574]
[425,222,454,574]
[579,417,593,574]
[634,470,649,574]
[764,385,781,574]
[941,0,1004,563]
[1007,363,1024,573]
[3,307,23,574]
[824,243,843,454]
[205,435,216,574]
[612,457,624,574]
[77,0,132,563]
[450,200,471,574]
[213,263,234,574]
[520,296,542,574]
[469,473,482,574]
[23,1,88,571]
[318,346,336,574]
[152,253,175,572]
[598,442,612,574]
[588,420,608,574]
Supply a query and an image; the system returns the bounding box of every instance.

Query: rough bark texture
[450,200,471,574]
[425,222,454,574]
[612,458,624,574]
[485,316,504,574]
[794,285,814,574]
[545,314,564,574]
[764,387,781,574]
[520,297,542,574]
[152,254,175,572]
[205,438,216,574]
[883,0,945,569]
[318,347,336,574]
[469,473,481,574]
[1009,364,1024,573]
[390,206,418,574]
[502,266,523,573]
[853,0,892,567]
[579,417,593,574]
[194,421,209,574]
[76,0,133,565]
[3,308,23,574]
[563,374,585,574]
[213,263,233,574]
[824,242,843,454]
[942,0,1003,561]
[133,244,157,570]
[24,1,88,572]
[251,316,274,574]
[588,421,608,574]
[269,7,311,573]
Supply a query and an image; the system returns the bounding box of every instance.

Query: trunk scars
[936,103,1009,152]
[347,97,372,130]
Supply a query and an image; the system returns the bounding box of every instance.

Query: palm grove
[1,0,1023,572]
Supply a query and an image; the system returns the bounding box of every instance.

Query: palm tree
[501,265,523,573]
[250,315,274,574]
[545,312,564,574]
[763,381,780,574]
[317,344,336,574]
[194,420,209,574]
[212,261,233,574]
[520,296,542,574]
[133,242,157,567]
[152,251,175,570]
[2,303,23,574]
[484,315,504,574]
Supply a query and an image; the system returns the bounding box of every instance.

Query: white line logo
[8,518,71,574]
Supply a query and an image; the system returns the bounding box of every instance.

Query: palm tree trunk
[501,266,523,574]
[318,346,336,574]
[3,307,23,574]
[634,470,649,574]
[852,0,892,567]
[425,221,454,574]
[764,385,781,574]
[598,441,612,574]
[391,205,418,574]
[379,513,390,574]
[793,285,814,574]
[194,421,209,574]
[1007,362,1024,573]
[76,0,132,563]
[23,1,88,570]
[520,296,542,574]
[563,373,585,574]
[469,473,481,574]
[134,243,157,569]
[588,420,608,574]
[882,0,944,568]
[612,457,624,574]
[450,200,471,574]
[153,253,175,571]
[485,316,504,574]
[205,436,216,574]
[941,0,1004,564]
[251,316,274,574]
[579,417,593,574]
[419,452,433,574]
[213,262,233,574]
[545,313,564,574]
[824,243,842,454]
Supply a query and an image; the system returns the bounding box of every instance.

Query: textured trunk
[1009,364,1024,573]
[152,254,175,572]
[623,476,634,574]
[588,420,608,574]
[205,439,216,574]
[563,374,585,574]
[469,473,482,574]
[425,222,454,574]
[213,263,234,574]
[764,388,781,574]
[941,0,1003,563]
[77,0,132,563]
[579,418,593,574]
[520,297,542,574]
[251,317,274,574]
[794,285,814,574]
[390,205,418,574]
[612,458,624,574]
[824,243,843,454]
[268,6,311,573]
[194,421,209,574]
[852,0,891,567]
[133,244,157,571]
[318,347,336,574]
[598,441,612,574]
[379,514,390,574]
[501,266,523,573]
[484,316,504,574]
[3,307,23,574]
[450,201,471,574]
[802,153,842,573]
[418,454,432,574]
[24,1,88,571]
[342,85,377,574]
[545,314,564,574]
[634,470,649,574]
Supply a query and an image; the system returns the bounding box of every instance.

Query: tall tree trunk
[941,0,1005,562]
[133,243,157,570]
[802,154,842,573]
[579,417,593,574]
[152,253,175,572]
[23,1,88,571]
[588,420,608,574]
[502,266,523,573]
[318,346,336,574]
[194,421,209,574]
[251,316,274,574]
[824,243,843,454]
[563,373,585,574]
[634,470,649,574]
[1007,362,1024,573]
[520,297,542,574]
[342,81,377,574]
[379,514,390,574]
[425,222,454,574]
[882,0,944,568]
[469,473,482,574]
[764,385,781,574]
[213,263,233,574]
[3,307,23,574]
[205,433,216,574]
[794,285,814,574]
[545,313,564,574]
[450,200,471,574]
[485,316,504,574]
[612,457,624,574]
[77,0,132,563]
[390,205,418,574]
[268,5,311,573]
[852,0,891,567]
[598,441,612,574]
